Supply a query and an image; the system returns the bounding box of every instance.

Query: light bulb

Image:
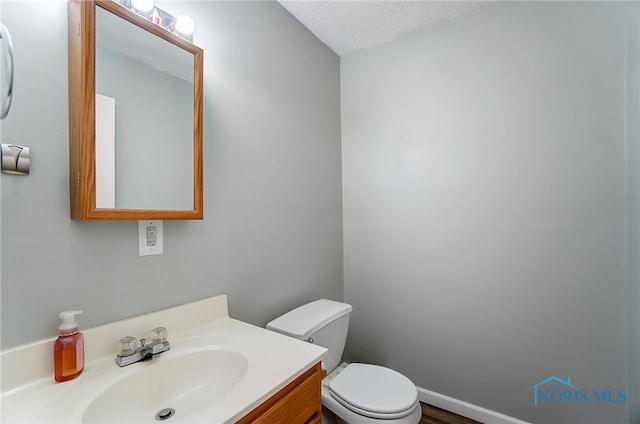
[131,0,154,13]
[175,15,195,36]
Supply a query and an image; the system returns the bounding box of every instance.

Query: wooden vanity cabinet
[237,362,322,424]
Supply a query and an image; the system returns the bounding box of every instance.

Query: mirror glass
[94,5,194,210]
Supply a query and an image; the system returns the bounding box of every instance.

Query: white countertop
[0,295,327,423]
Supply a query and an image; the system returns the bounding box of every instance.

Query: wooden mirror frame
[68,0,203,220]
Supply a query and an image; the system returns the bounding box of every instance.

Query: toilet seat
[328,363,418,419]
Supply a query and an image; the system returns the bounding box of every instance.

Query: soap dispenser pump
[54,310,84,382]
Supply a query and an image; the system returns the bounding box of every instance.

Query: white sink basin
[82,349,248,423]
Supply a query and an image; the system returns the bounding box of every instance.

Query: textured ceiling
[277,1,484,56]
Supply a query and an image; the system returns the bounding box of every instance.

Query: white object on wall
[138,220,163,256]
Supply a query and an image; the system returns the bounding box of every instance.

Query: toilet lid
[328,363,418,418]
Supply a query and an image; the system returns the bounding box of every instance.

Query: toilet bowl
[267,299,421,424]
[322,363,422,424]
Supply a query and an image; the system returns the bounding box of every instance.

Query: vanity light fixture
[130,0,153,13]
[115,0,195,42]
[174,15,195,37]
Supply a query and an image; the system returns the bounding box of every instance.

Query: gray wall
[341,2,638,423]
[626,2,640,421]
[1,0,342,349]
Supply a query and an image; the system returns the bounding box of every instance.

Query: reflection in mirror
[95,5,194,210]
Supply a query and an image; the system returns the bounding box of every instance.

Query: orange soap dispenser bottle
[54,310,84,382]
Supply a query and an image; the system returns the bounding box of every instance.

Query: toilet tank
[266,299,352,372]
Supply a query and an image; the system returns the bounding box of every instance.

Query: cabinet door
[238,363,322,424]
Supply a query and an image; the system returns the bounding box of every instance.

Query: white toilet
[267,299,422,424]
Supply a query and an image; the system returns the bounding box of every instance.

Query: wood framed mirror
[68,0,203,220]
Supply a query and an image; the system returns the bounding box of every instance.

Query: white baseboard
[417,386,530,424]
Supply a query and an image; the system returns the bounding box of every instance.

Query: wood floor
[420,403,482,424]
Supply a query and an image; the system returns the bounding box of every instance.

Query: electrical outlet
[138,220,163,256]
[146,225,157,247]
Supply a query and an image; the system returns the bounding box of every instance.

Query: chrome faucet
[116,327,170,367]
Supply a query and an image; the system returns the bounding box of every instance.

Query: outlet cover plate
[138,220,163,256]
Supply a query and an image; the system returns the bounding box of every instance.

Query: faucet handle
[150,327,168,343]
[119,336,138,357]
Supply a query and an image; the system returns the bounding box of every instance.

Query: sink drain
[155,408,176,421]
